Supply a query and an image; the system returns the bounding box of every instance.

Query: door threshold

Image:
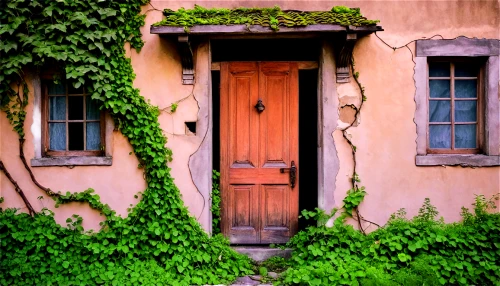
[231,246,293,262]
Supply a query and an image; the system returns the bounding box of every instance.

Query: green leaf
[397,253,408,262]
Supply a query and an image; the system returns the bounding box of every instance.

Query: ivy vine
[0,1,251,284]
[210,170,221,234]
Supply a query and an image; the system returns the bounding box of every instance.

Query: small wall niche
[185,121,197,135]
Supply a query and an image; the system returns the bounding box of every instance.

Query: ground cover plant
[278,195,500,286]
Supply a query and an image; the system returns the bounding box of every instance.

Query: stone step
[231,246,293,262]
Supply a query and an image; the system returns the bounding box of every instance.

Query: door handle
[280,160,296,189]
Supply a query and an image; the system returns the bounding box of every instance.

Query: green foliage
[415,197,439,221]
[0,81,28,139]
[280,196,500,285]
[170,102,178,113]
[300,207,337,227]
[259,266,268,277]
[55,188,116,220]
[342,186,366,217]
[211,170,221,233]
[153,5,380,31]
[332,6,356,14]
[0,1,252,284]
[259,256,290,273]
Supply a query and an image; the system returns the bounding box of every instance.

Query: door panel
[228,63,259,169]
[220,62,298,244]
[261,185,290,244]
[230,185,259,244]
[261,70,289,167]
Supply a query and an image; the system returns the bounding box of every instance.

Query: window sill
[416,154,500,167]
[31,156,112,167]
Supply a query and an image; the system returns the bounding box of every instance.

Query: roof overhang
[150,24,383,84]
[150,24,383,36]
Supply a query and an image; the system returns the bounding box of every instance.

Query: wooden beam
[211,62,318,71]
[298,61,319,70]
[178,35,194,85]
[151,24,383,35]
[211,62,220,70]
[335,33,357,83]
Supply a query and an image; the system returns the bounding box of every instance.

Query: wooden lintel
[177,35,194,85]
[298,61,319,70]
[211,61,318,71]
[151,24,383,35]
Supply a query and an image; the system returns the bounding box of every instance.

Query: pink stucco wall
[1,0,498,232]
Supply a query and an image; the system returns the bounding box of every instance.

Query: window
[427,61,482,153]
[42,80,104,156]
[30,72,112,167]
[415,37,499,166]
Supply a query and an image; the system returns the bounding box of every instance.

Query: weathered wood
[221,62,260,243]
[220,62,299,244]
[212,61,318,70]
[298,61,318,69]
[211,62,220,71]
[178,35,195,84]
[335,33,357,83]
[258,62,299,243]
[152,24,383,35]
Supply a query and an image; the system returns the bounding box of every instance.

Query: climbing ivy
[153,5,379,31]
[211,170,221,234]
[0,1,251,284]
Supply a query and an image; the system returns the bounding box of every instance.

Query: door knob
[280,161,296,189]
[255,99,265,113]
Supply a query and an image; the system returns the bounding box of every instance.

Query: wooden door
[220,62,299,244]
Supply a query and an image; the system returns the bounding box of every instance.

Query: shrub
[279,195,500,285]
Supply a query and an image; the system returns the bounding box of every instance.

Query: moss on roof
[152,5,379,31]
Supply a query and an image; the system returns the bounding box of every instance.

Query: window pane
[49,123,66,150]
[455,80,477,98]
[455,62,479,77]
[49,96,66,120]
[68,96,84,120]
[429,100,450,122]
[68,122,84,150]
[455,101,477,122]
[429,80,450,98]
[429,62,450,77]
[68,82,84,94]
[455,124,476,148]
[86,123,101,150]
[429,125,451,148]
[86,96,100,120]
[47,81,65,95]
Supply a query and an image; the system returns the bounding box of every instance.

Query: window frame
[30,71,112,167]
[41,77,105,157]
[426,58,485,155]
[414,37,499,167]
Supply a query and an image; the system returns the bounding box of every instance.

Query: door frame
[187,38,340,234]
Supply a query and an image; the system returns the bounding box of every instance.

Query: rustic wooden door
[220,62,299,244]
